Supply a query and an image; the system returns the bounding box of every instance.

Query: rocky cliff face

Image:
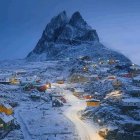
[27,11,130,63]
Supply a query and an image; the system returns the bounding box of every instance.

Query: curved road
[64,90,103,140]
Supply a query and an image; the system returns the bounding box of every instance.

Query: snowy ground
[0,60,102,140]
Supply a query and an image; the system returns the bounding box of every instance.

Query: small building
[108,58,116,65]
[94,92,103,100]
[52,99,63,107]
[86,99,100,107]
[107,75,116,80]
[121,98,140,108]
[69,74,89,83]
[133,76,140,86]
[73,88,84,98]
[83,94,93,99]
[0,74,11,84]
[15,69,27,75]
[56,77,64,84]
[30,92,41,100]
[10,77,21,85]
[0,103,13,115]
[0,113,14,130]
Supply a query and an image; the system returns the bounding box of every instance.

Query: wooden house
[0,103,13,115]
[86,99,100,107]
[83,94,93,99]
[0,113,14,130]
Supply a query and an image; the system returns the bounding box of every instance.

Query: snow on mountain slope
[27,11,131,64]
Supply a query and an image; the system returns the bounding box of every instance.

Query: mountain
[27,11,130,63]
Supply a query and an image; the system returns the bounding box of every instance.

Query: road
[64,89,103,140]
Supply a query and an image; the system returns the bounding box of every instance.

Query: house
[36,84,48,92]
[20,76,41,86]
[94,92,103,100]
[86,99,100,107]
[10,77,21,85]
[73,88,84,98]
[0,74,11,84]
[83,94,93,99]
[50,94,67,103]
[121,98,140,108]
[56,77,64,84]
[0,103,13,115]
[23,83,35,91]
[30,92,41,100]
[69,74,89,83]
[0,113,14,130]
[133,75,140,86]
[107,75,116,80]
[52,99,63,107]
[108,58,116,65]
[15,69,27,75]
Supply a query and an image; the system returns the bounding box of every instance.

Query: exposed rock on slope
[27,11,130,64]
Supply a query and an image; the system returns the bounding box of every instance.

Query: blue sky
[0,0,140,64]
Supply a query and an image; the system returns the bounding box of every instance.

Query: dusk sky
[0,0,140,64]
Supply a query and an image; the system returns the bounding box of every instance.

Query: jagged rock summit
[27,11,130,63]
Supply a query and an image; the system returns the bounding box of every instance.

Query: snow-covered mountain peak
[27,11,131,64]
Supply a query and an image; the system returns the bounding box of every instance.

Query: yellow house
[86,99,100,107]
[10,77,20,85]
[0,103,13,115]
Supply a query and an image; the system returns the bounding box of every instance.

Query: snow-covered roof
[122,98,140,103]
[94,92,101,95]
[74,88,84,92]
[2,103,12,109]
[56,76,64,80]
[0,113,14,123]
[86,99,100,102]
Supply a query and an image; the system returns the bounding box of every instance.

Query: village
[0,56,140,140]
